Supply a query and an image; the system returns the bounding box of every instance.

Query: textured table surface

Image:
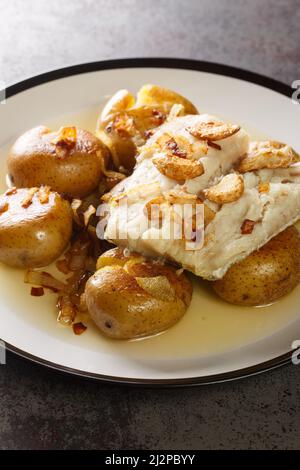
[0,0,300,450]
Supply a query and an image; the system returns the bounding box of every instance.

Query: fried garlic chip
[153,155,204,181]
[237,141,300,173]
[187,120,240,142]
[204,173,244,204]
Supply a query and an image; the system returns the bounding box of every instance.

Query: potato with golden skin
[85,247,193,339]
[213,226,300,306]
[0,187,72,268]
[96,246,144,270]
[96,85,198,172]
[135,85,198,114]
[7,126,108,198]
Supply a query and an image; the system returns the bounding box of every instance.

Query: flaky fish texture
[103,114,300,280]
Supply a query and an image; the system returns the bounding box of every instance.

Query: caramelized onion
[24,270,66,292]
[66,269,89,295]
[72,322,87,335]
[38,185,51,204]
[57,294,77,325]
[71,198,83,226]
[67,234,90,272]
[83,204,96,227]
[55,258,70,274]
[30,286,44,297]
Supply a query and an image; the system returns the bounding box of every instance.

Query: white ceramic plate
[1,59,300,386]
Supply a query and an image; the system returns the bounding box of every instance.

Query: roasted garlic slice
[187,120,240,142]
[204,173,244,204]
[155,133,192,159]
[153,155,204,181]
[237,141,300,173]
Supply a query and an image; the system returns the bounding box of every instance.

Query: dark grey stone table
[0,0,300,450]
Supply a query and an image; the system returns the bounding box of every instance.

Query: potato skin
[85,248,193,339]
[96,246,143,270]
[0,188,72,268]
[213,226,300,306]
[8,126,108,198]
[136,84,198,114]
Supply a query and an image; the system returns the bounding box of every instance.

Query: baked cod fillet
[133,113,249,193]
[103,118,300,279]
[103,112,249,243]
[141,162,300,279]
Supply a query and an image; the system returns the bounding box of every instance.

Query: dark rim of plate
[1,57,295,387]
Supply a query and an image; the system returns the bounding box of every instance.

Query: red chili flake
[30,287,44,297]
[72,322,87,335]
[166,138,187,158]
[207,141,222,151]
[52,126,77,149]
[144,129,154,139]
[241,219,256,235]
[152,109,166,124]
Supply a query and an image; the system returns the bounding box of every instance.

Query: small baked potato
[85,247,193,339]
[8,126,108,198]
[213,226,300,306]
[96,85,198,172]
[0,187,72,268]
[135,84,199,113]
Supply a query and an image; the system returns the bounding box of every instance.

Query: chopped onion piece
[85,256,96,272]
[57,295,76,325]
[68,234,90,271]
[68,250,87,272]
[66,269,88,295]
[175,268,184,276]
[38,185,51,204]
[24,270,66,292]
[79,293,88,312]
[55,258,70,274]
[72,322,87,335]
[21,188,38,208]
[30,287,44,297]
[83,204,96,227]
[99,155,127,184]
[71,198,83,225]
